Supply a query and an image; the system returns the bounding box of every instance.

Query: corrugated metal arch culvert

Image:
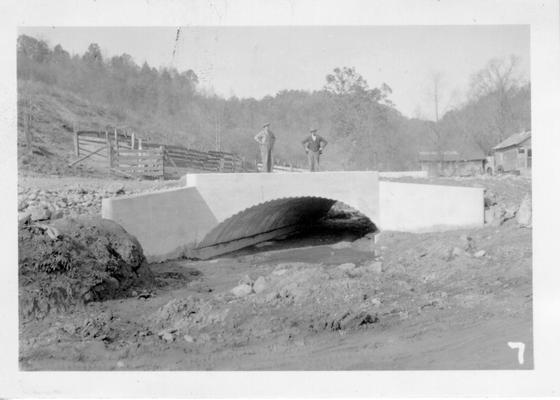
[195,196,376,251]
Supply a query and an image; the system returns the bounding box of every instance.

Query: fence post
[106,130,113,174]
[114,128,119,150]
[23,103,32,155]
[138,138,143,150]
[131,132,135,149]
[73,124,79,157]
[160,145,165,179]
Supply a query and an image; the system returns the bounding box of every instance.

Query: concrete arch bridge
[102,172,484,262]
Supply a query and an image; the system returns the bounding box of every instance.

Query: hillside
[17,34,530,176]
[17,80,167,177]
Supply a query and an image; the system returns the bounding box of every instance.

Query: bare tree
[468,55,522,141]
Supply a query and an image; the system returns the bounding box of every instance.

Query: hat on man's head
[310,128,318,133]
[263,122,270,128]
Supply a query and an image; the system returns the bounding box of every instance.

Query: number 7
[508,342,525,365]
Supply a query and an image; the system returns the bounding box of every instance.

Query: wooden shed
[491,130,531,174]
[418,150,487,177]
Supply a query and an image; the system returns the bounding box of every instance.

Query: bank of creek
[18,175,532,370]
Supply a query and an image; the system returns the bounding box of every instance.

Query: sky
[19,26,530,119]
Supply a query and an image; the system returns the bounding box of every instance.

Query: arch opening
[192,196,378,259]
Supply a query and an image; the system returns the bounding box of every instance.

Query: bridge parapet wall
[379,181,484,231]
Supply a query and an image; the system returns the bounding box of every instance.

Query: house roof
[493,130,531,151]
[418,149,486,162]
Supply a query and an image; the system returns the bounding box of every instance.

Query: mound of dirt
[19,217,155,321]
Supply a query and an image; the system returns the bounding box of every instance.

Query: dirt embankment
[19,217,155,322]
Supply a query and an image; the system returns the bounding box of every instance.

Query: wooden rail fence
[70,127,250,178]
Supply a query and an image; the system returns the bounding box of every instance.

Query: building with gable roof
[491,130,531,174]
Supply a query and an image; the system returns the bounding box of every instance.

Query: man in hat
[302,128,328,172]
[254,122,276,172]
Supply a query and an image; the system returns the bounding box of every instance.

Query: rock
[158,329,176,343]
[109,184,125,195]
[331,241,352,249]
[504,204,518,220]
[19,217,154,321]
[183,334,194,343]
[18,200,28,211]
[451,247,465,258]
[361,260,383,274]
[370,298,382,307]
[161,332,174,343]
[516,194,532,227]
[272,269,287,276]
[62,323,76,335]
[238,274,254,286]
[484,208,494,224]
[116,361,125,368]
[29,205,51,221]
[485,204,513,226]
[35,224,62,240]
[253,276,268,294]
[337,263,356,271]
[484,190,498,207]
[474,250,486,258]
[265,291,279,302]
[51,209,64,220]
[231,283,253,298]
[460,234,474,251]
[18,212,31,225]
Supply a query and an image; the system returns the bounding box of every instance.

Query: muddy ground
[18,175,532,370]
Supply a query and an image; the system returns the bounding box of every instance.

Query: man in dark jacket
[302,128,328,172]
[254,122,276,172]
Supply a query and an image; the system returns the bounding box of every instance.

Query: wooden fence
[111,147,164,179]
[70,127,251,178]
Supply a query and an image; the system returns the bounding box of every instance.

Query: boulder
[238,274,254,286]
[503,204,518,220]
[451,246,465,258]
[105,184,125,196]
[474,250,486,258]
[18,216,155,321]
[484,208,495,225]
[253,276,268,294]
[158,329,176,343]
[484,190,498,207]
[29,205,51,221]
[18,212,31,225]
[231,283,253,298]
[517,194,532,227]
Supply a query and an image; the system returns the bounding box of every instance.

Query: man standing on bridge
[254,122,276,172]
[302,128,328,172]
